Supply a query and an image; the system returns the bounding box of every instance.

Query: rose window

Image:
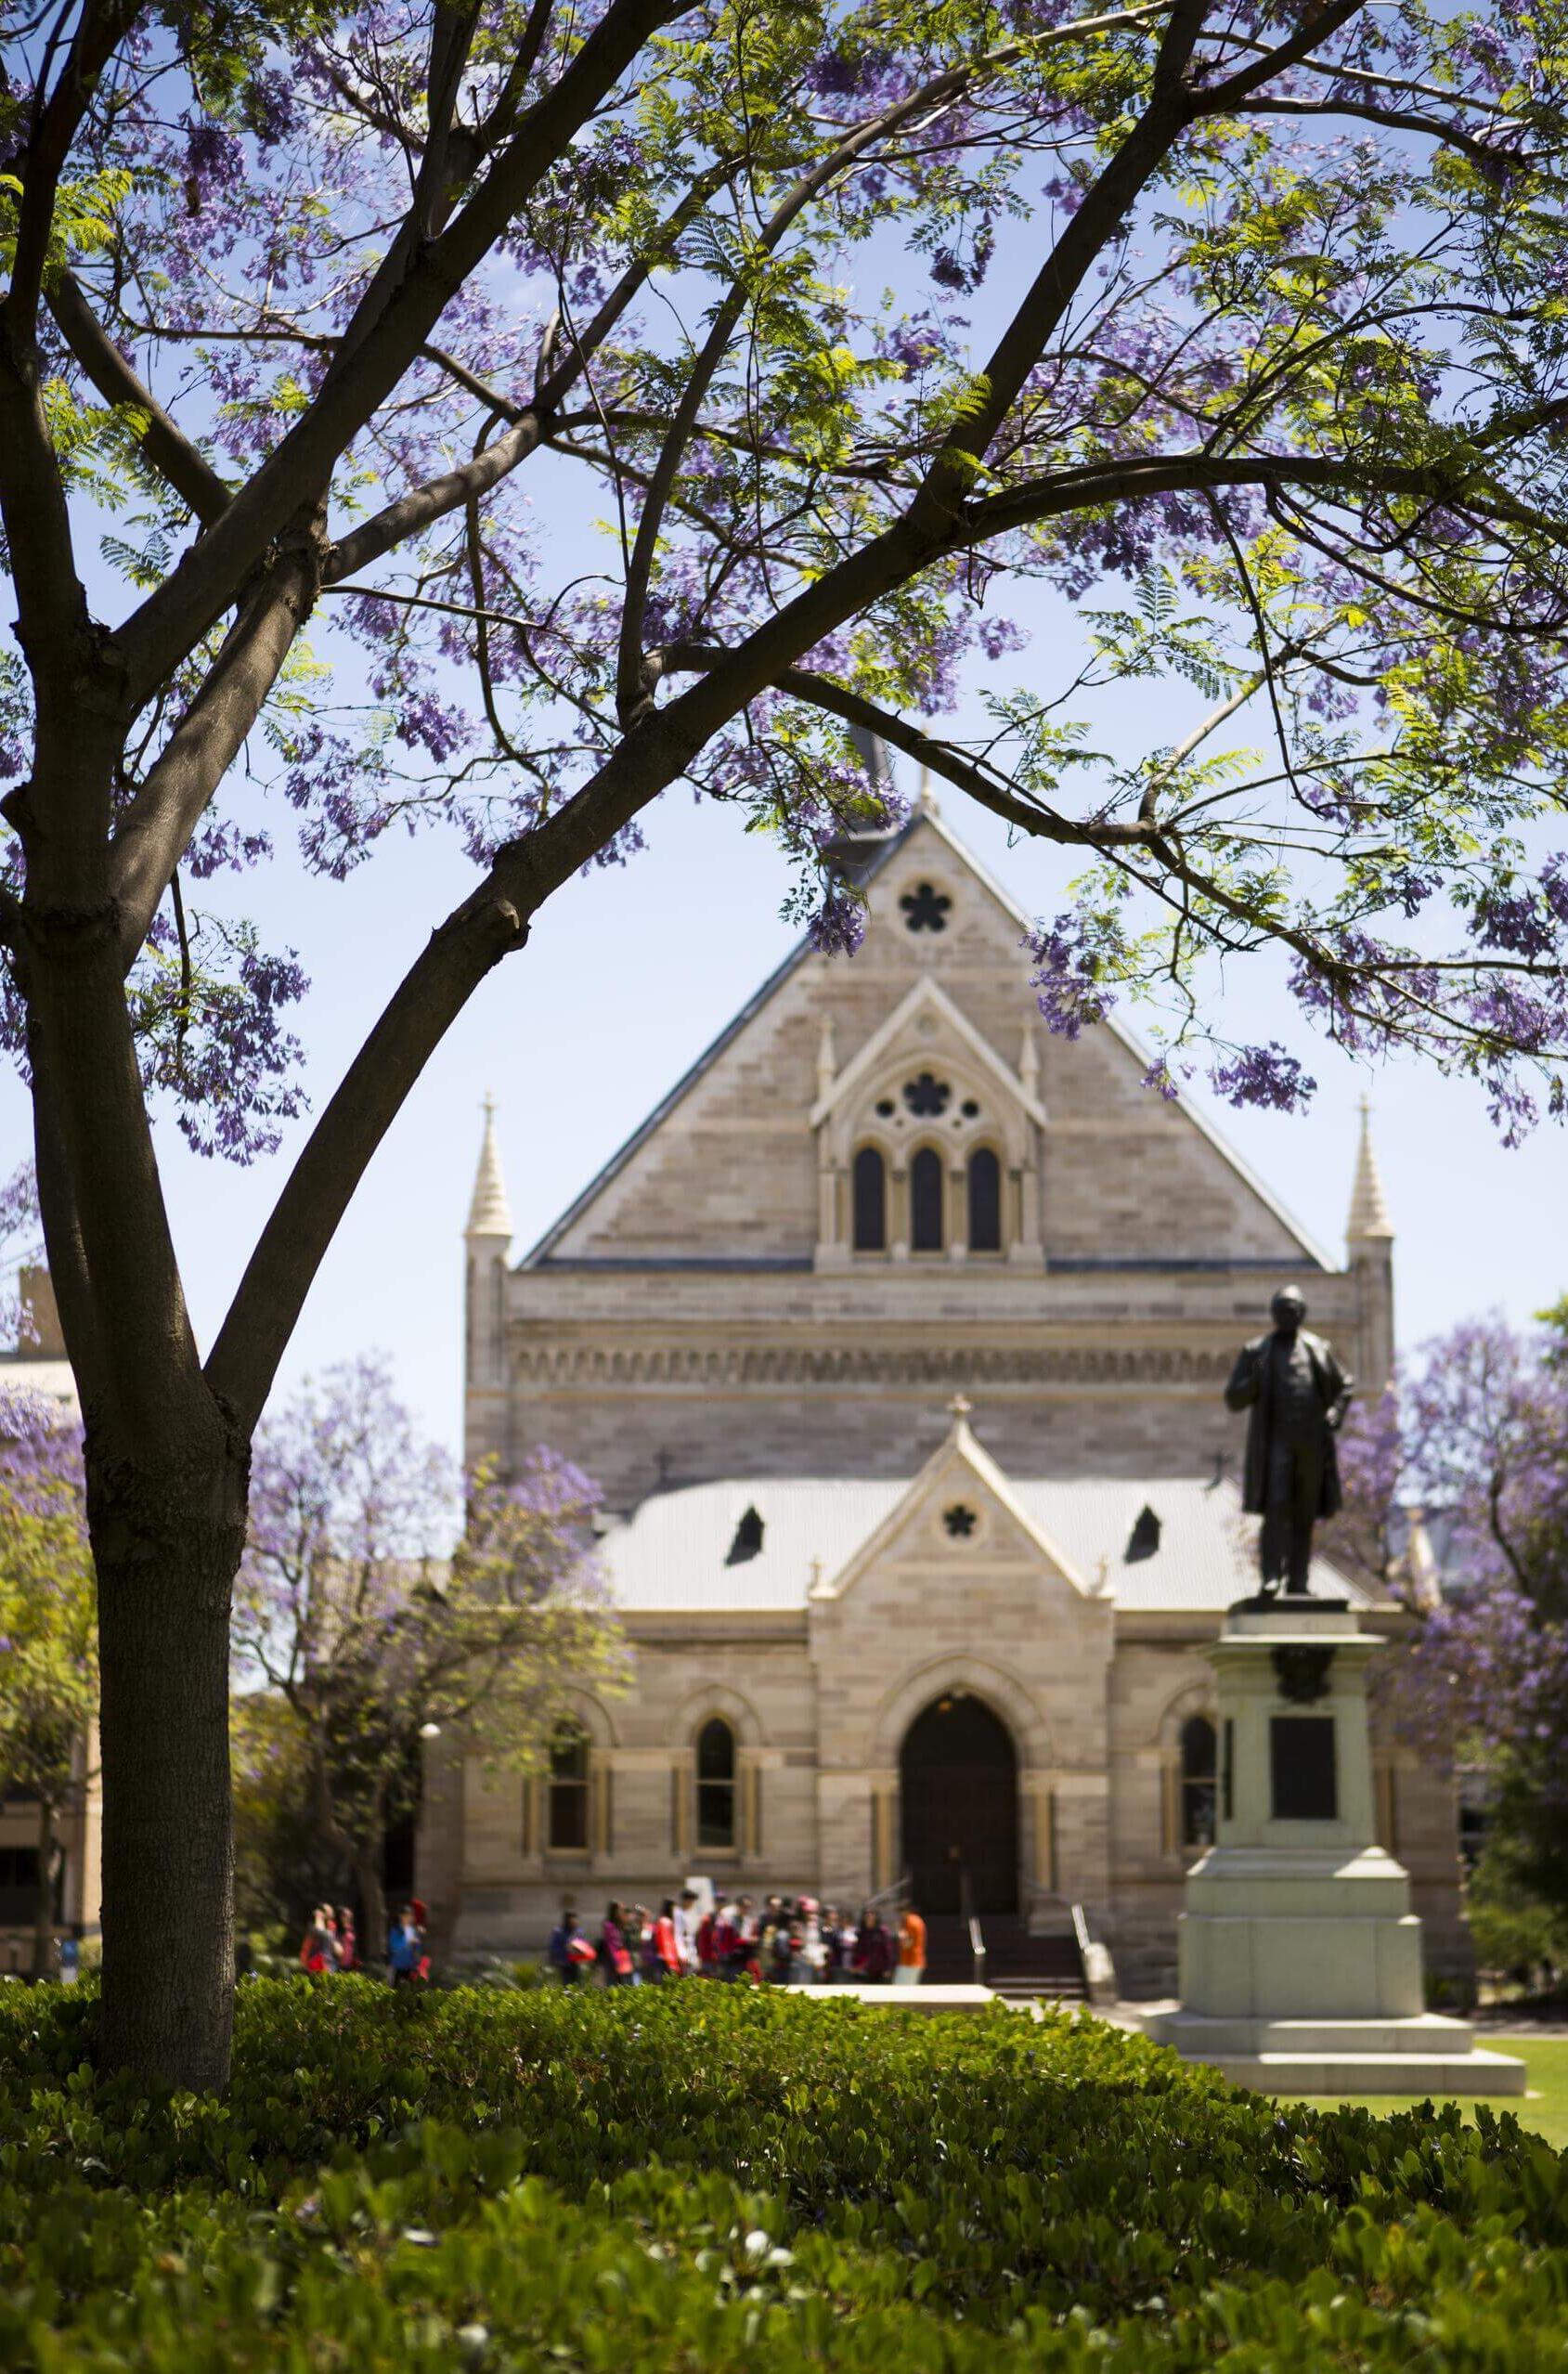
[902,1072,951,1118]
[901,882,952,932]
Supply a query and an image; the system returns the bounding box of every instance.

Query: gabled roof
[809,1401,1094,1602]
[909,804,1335,1268]
[523,802,1335,1272]
[810,974,1045,1131]
[521,824,917,1265]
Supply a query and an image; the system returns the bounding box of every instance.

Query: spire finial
[947,1393,972,1426]
[465,1096,513,1240]
[1347,1094,1393,1242]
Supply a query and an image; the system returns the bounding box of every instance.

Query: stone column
[889,1167,910,1262]
[948,1158,967,1262]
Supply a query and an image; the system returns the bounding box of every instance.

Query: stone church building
[427,798,1466,1994]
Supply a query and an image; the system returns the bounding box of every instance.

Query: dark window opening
[726,1505,764,1564]
[1127,1504,1161,1562]
[696,1718,736,1849]
[966,1147,1003,1252]
[911,1147,945,1252]
[1180,1715,1217,1849]
[960,1098,980,1119]
[943,1503,978,1538]
[900,881,952,933]
[902,1072,951,1118]
[0,1844,47,1926]
[875,1098,895,1117]
[547,1727,590,1852]
[852,1146,887,1252]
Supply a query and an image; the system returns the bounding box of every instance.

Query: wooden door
[900,1693,1018,1915]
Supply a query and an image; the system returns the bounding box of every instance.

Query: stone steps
[1199,2049,1528,2095]
[1142,2008,1529,2095]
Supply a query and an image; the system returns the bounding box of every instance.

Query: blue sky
[5,748,1559,1459]
[2,190,1563,1455]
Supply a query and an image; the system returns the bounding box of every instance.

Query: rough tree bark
[20,730,248,2085]
[87,1435,248,2086]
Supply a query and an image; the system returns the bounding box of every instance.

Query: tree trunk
[89,1444,248,2089]
[354,1840,387,1969]
[31,1797,57,1981]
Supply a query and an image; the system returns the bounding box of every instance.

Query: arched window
[851,1146,887,1252]
[1180,1715,1217,1849]
[966,1147,1003,1253]
[547,1724,590,1852]
[910,1146,944,1252]
[695,1718,737,1849]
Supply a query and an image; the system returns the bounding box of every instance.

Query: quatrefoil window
[943,1504,978,1538]
[902,1072,951,1118]
[901,881,952,933]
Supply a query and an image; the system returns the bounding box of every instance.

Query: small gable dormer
[811,977,1044,1271]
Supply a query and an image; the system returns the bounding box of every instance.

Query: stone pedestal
[1145,1602,1523,2095]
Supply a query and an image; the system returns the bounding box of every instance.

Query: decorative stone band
[511,1343,1235,1388]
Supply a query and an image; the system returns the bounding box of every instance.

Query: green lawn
[1265,2034,1568,2149]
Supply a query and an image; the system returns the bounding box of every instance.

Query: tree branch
[112,0,691,713]
[1238,92,1503,164]
[324,157,750,586]
[48,271,230,525]
[108,538,324,963]
[204,707,703,1433]
[326,414,547,583]
[4,0,145,330]
[912,15,1205,527]
[0,335,91,727]
[655,643,1155,847]
[1193,0,1368,113]
[963,450,1558,543]
[614,6,1167,722]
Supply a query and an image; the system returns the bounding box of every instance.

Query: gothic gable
[522,807,1330,1271]
[810,1408,1096,1605]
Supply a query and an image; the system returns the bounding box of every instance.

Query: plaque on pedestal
[1270,1717,1337,1821]
[1141,1601,1525,2096]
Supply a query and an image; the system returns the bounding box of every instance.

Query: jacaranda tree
[231,1354,619,1963]
[5,0,1568,2085]
[1381,1309,1568,1914]
[0,1388,97,1981]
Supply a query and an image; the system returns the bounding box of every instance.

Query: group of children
[547,1890,928,1987]
[297,1904,358,1974]
[297,1899,430,1981]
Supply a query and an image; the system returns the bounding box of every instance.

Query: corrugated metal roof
[603,1479,907,1611]
[601,1472,1371,1615]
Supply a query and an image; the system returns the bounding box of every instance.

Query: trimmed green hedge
[1,1980,1566,2368]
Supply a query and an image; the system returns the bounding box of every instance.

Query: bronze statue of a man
[1224,1287,1354,1596]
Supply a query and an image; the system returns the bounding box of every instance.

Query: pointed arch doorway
[900,1692,1018,1915]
